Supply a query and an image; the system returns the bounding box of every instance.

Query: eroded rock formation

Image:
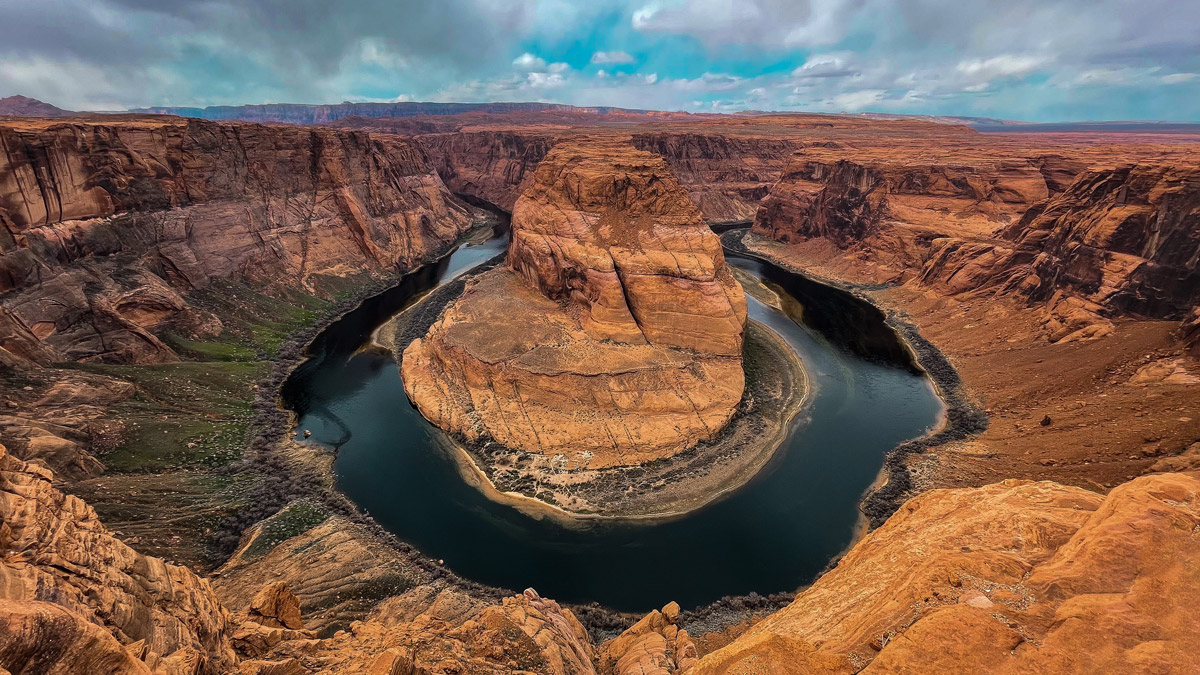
[415,129,794,225]
[629,132,795,224]
[403,140,746,467]
[0,442,239,672]
[418,130,560,211]
[0,438,600,674]
[691,473,1200,674]
[918,165,1200,339]
[0,116,476,365]
[753,149,1067,259]
[753,148,1199,343]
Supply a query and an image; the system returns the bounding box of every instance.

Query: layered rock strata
[0,442,239,672]
[418,130,560,211]
[752,150,1071,259]
[403,141,747,467]
[0,116,476,365]
[691,473,1200,674]
[630,132,795,224]
[753,150,1200,343]
[918,165,1200,337]
[416,129,795,224]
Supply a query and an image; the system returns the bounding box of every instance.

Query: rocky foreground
[3,438,1198,673]
[402,140,747,469]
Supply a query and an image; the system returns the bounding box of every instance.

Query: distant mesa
[0,95,74,117]
[130,101,653,124]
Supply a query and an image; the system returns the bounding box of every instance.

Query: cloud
[1161,73,1198,85]
[671,72,743,92]
[825,89,886,110]
[0,0,1196,120]
[632,0,862,48]
[956,54,1047,80]
[792,53,860,79]
[591,50,635,65]
[512,52,548,71]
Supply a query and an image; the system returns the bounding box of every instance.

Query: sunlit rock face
[403,140,747,468]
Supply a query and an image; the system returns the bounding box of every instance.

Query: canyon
[0,101,1198,673]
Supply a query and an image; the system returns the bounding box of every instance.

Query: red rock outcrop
[0,116,476,364]
[919,165,1200,326]
[0,442,239,673]
[0,95,73,117]
[601,601,698,675]
[753,149,1061,254]
[402,140,746,467]
[752,146,1200,342]
[690,472,1200,674]
[418,130,561,210]
[629,132,795,224]
[415,129,793,225]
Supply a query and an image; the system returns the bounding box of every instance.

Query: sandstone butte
[1,105,1199,674]
[401,140,747,467]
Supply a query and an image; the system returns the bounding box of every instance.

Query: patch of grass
[182,279,332,358]
[243,501,332,559]
[166,334,259,362]
[67,361,269,472]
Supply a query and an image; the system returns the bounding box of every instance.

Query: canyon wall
[629,132,795,224]
[402,140,746,467]
[752,150,1199,341]
[0,117,476,365]
[418,130,560,211]
[414,129,793,225]
[919,165,1200,323]
[752,150,1072,255]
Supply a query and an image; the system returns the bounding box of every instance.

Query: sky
[1,0,1198,121]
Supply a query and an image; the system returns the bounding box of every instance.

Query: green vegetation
[242,500,332,559]
[166,334,259,362]
[182,278,333,358]
[68,360,268,472]
[68,279,339,472]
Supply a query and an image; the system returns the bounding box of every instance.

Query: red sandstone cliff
[919,165,1200,323]
[413,129,792,225]
[0,116,477,365]
[417,130,560,211]
[752,149,1199,342]
[691,473,1200,673]
[630,132,795,224]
